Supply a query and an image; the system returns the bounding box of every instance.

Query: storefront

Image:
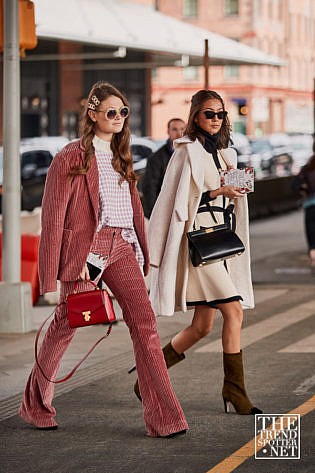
[1,0,284,141]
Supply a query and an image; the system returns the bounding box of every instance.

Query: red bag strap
[72,279,100,292]
[35,287,113,384]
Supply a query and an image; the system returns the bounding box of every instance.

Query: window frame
[183,0,198,18]
[224,0,239,16]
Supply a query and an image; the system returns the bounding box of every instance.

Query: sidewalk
[0,210,314,473]
[1,280,314,473]
[3,254,310,398]
[1,249,313,404]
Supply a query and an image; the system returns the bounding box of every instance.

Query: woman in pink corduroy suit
[19,81,188,438]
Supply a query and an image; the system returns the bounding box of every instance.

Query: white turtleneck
[91,134,144,269]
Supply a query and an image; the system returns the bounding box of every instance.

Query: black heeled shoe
[128,364,136,374]
[162,429,187,439]
[36,425,58,431]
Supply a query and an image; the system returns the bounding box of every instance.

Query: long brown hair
[185,90,231,149]
[71,81,136,185]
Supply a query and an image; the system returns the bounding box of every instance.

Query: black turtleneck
[197,127,221,206]
[197,127,222,170]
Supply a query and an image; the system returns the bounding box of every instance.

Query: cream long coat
[148,136,254,316]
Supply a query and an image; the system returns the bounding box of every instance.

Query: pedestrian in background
[293,141,315,266]
[134,89,262,415]
[19,81,188,438]
[142,118,185,218]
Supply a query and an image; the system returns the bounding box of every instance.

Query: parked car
[0,137,69,212]
[0,134,166,213]
[20,136,69,152]
[288,134,313,174]
[130,135,159,195]
[249,134,293,176]
[230,132,253,169]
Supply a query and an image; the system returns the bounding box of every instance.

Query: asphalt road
[0,208,314,473]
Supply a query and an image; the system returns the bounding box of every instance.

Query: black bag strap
[196,202,236,231]
[206,202,218,224]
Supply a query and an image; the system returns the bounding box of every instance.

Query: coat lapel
[186,139,205,193]
[78,138,99,223]
[85,154,99,223]
[219,148,237,168]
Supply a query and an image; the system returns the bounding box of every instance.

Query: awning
[32,0,285,67]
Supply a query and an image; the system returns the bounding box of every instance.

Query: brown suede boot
[134,342,185,402]
[222,350,262,415]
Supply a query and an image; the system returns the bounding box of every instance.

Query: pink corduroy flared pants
[19,227,188,437]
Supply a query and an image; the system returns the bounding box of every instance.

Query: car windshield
[291,142,311,150]
[130,144,153,162]
[251,140,272,153]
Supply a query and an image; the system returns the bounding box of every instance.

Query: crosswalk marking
[252,288,288,304]
[195,301,315,353]
[294,374,315,395]
[279,332,315,353]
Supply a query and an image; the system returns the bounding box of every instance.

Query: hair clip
[91,95,100,106]
[87,95,101,110]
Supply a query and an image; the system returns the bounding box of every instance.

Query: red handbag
[67,280,116,328]
[35,280,116,383]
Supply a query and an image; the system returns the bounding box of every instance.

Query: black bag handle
[196,202,236,231]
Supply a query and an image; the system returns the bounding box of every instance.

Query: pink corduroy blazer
[38,138,149,294]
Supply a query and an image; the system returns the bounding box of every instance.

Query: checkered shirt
[92,135,144,269]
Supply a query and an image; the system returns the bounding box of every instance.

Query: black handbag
[187,203,245,267]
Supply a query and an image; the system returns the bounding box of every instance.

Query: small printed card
[220,167,254,193]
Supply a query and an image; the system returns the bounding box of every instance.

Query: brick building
[144,0,315,138]
[1,0,310,141]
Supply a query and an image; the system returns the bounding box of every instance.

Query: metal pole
[313,77,315,148]
[2,0,21,282]
[204,38,209,89]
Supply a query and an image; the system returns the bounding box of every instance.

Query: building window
[183,0,198,18]
[183,66,198,81]
[224,0,239,16]
[224,65,239,78]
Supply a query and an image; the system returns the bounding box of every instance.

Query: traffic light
[0,0,37,55]
[239,104,248,116]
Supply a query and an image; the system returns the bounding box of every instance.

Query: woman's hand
[78,263,90,281]
[210,186,246,199]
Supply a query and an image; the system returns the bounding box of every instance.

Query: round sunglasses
[201,110,228,120]
[96,106,129,120]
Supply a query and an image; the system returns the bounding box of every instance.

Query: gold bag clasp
[82,310,91,321]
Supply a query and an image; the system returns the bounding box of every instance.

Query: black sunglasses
[201,110,228,120]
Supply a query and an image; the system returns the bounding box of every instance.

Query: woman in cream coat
[134,90,262,415]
